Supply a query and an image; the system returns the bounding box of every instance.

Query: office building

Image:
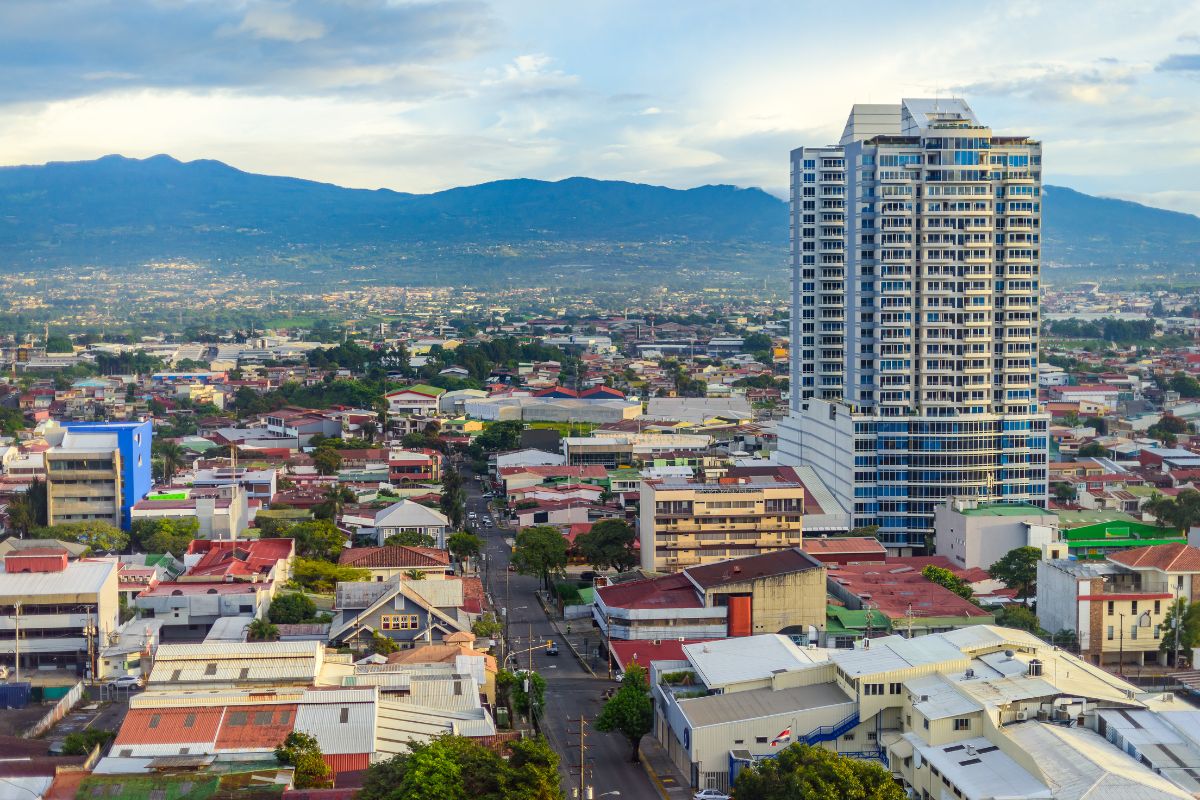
[639,471,805,572]
[44,420,152,529]
[0,548,119,674]
[779,98,1049,551]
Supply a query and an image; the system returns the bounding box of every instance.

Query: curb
[640,756,671,800]
[537,593,598,678]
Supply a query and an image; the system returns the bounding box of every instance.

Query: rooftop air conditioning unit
[1015,710,1029,721]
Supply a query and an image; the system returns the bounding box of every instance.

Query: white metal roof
[909,733,1051,799]
[374,500,448,529]
[830,634,966,678]
[294,688,378,755]
[0,558,115,598]
[906,674,983,721]
[683,635,827,688]
[679,682,852,728]
[1004,722,1193,799]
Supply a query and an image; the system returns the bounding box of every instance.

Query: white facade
[780,98,1049,550]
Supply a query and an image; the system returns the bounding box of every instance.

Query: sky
[1,0,1199,213]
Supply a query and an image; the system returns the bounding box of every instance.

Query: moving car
[545,642,560,656]
[693,791,730,800]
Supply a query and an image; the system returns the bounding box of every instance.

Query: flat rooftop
[679,682,852,728]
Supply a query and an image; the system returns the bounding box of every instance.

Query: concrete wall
[706,567,827,637]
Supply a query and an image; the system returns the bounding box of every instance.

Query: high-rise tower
[779,99,1049,552]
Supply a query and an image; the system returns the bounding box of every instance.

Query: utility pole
[13,602,19,682]
[528,621,534,673]
[577,714,588,800]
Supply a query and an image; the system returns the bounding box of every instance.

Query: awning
[887,738,914,761]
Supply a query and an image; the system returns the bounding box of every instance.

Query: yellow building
[639,471,804,572]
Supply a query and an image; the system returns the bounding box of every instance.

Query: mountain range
[0,154,1197,281]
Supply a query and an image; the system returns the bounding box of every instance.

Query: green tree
[246,618,280,641]
[1083,416,1109,436]
[45,333,74,353]
[275,731,332,790]
[471,612,503,640]
[595,663,653,762]
[282,519,346,562]
[1077,441,1108,457]
[847,524,881,538]
[988,546,1042,600]
[370,630,400,655]
[1144,489,1200,531]
[6,478,48,536]
[61,728,114,756]
[732,742,905,800]
[291,558,369,593]
[505,737,564,800]
[385,531,437,547]
[130,517,198,555]
[268,592,318,624]
[512,525,569,591]
[312,447,343,476]
[574,518,637,572]
[314,483,356,521]
[1160,599,1200,665]
[742,332,774,352]
[921,565,975,602]
[439,467,466,529]
[152,440,187,482]
[1169,371,1200,399]
[33,521,128,554]
[994,604,1042,634]
[497,668,546,717]
[1053,481,1077,503]
[447,531,482,563]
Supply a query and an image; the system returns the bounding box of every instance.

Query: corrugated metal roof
[684,635,827,687]
[154,641,321,659]
[294,698,377,755]
[679,683,853,728]
[0,559,115,598]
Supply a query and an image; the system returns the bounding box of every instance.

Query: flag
[771,727,791,747]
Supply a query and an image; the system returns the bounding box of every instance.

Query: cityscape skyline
[0,1,1197,213]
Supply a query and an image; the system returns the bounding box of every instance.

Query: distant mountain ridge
[0,154,1196,278]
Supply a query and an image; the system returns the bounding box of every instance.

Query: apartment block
[639,475,804,572]
[780,98,1049,551]
[44,420,152,529]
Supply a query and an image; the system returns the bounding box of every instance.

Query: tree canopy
[512,525,569,591]
[357,733,563,800]
[574,518,638,572]
[732,742,905,800]
[988,546,1041,599]
[1160,599,1200,664]
[595,663,653,763]
[275,731,332,789]
[920,565,975,603]
[1144,489,1200,531]
[34,521,128,554]
[130,516,198,556]
[280,519,345,562]
[268,592,318,625]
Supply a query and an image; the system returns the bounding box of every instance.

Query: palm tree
[246,618,279,642]
[321,484,356,518]
[403,569,427,581]
[154,441,186,482]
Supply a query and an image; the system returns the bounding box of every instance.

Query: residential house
[329,575,479,651]
[341,500,450,548]
[337,545,453,582]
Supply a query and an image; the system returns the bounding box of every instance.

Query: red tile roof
[596,573,702,610]
[185,538,295,579]
[1108,543,1200,572]
[685,548,823,589]
[498,465,608,479]
[804,538,887,559]
[337,546,451,569]
[827,559,993,620]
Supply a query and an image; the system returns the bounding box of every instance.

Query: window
[279,710,291,725]
[755,736,768,744]
[863,683,884,696]
[340,707,350,723]
[205,663,217,676]
[889,682,902,694]
[954,718,970,731]
[254,711,273,725]
[149,714,161,729]
[1155,600,1161,615]
[183,713,196,729]
[380,614,420,631]
[1107,601,1114,615]
[1107,625,1114,641]
[1131,601,1138,614]
[843,732,855,741]
[229,711,248,726]
[923,718,930,729]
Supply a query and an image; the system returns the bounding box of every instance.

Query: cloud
[0,0,498,103]
[233,4,327,43]
[1158,53,1200,71]
[956,62,1141,104]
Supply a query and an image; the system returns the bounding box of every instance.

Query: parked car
[107,675,140,689]
[693,791,730,800]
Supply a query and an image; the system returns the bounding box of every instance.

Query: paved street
[463,464,661,800]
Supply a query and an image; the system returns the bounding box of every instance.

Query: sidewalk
[640,736,691,800]
[539,594,606,678]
